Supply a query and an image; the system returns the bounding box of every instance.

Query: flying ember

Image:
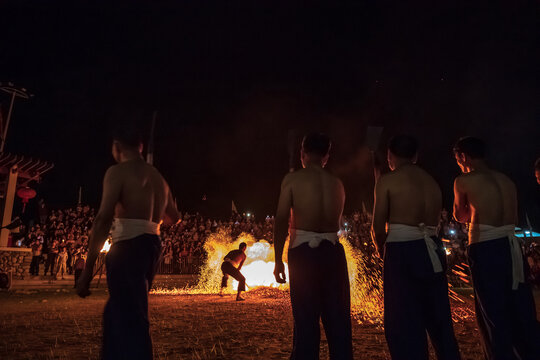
[153,227,385,324]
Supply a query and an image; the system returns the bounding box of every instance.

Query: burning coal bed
[151,229,475,326]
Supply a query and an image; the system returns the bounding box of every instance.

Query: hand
[273,260,287,284]
[76,268,92,298]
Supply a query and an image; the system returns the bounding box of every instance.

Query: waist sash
[470,224,524,290]
[289,229,338,249]
[111,218,161,244]
[386,223,443,273]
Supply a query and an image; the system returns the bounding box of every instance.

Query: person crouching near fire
[219,242,247,301]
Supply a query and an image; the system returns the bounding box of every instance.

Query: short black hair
[109,107,145,148]
[388,135,418,159]
[111,125,143,148]
[302,133,331,157]
[453,136,485,159]
[535,158,540,171]
[239,242,247,250]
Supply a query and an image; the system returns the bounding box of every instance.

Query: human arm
[273,174,293,283]
[238,255,246,271]
[163,184,181,225]
[453,177,470,224]
[76,166,121,298]
[371,176,389,258]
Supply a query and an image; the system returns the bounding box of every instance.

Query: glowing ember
[151,228,478,326]
[100,238,112,253]
[152,227,385,324]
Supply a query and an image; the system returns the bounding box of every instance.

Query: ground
[3,287,533,360]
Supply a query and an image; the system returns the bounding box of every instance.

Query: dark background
[1,1,539,225]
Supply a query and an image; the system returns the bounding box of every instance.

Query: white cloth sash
[471,224,524,290]
[289,229,338,249]
[386,223,443,273]
[110,218,161,244]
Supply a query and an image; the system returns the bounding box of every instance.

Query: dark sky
[1,1,539,224]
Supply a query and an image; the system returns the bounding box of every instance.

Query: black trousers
[103,234,162,360]
[30,256,40,275]
[74,269,82,287]
[44,253,57,275]
[220,261,246,292]
[384,239,460,360]
[468,237,540,360]
[288,241,352,360]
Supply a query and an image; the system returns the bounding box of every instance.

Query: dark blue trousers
[468,237,540,360]
[384,239,460,360]
[102,234,162,360]
[288,241,353,360]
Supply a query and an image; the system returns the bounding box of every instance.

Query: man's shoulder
[377,171,398,186]
[454,172,475,184]
[490,169,515,185]
[104,164,124,177]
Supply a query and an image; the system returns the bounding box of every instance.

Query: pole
[0,165,18,246]
[287,129,296,173]
[0,91,16,153]
[146,111,157,165]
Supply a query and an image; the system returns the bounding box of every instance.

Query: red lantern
[16,187,37,212]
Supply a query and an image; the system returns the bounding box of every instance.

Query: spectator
[44,239,59,276]
[57,247,68,280]
[73,252,86,288]
[29,239,42,276]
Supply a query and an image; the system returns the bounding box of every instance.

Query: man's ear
[412,152,419,164]
[322,153,330,167]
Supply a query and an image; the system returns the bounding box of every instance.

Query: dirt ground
[0,289,538,360]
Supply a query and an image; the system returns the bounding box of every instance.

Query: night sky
[1,1,539,224]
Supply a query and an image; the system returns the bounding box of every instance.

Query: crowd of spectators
[12,203,540,288]
[17,204,277,278]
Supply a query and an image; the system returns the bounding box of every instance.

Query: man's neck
[468,160,489,173]
[393,160,415,170]
[120,153,144,163]
[304,162,324,169]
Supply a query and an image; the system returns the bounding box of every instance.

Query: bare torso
[455,169,517,241]
[288,166,345,233]
[385,164,442,227]
[112,159,169,223]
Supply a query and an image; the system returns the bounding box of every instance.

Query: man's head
[111,126,144,163]
[387,135,418,171]
[453,136,485,173]
[239,242,247,252]
[535,158,540,185]
[301,132,331,168]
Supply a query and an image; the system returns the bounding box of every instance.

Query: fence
[156,257,203,275]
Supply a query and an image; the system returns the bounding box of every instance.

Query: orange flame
[100,237,112,253]
[152,228,384,324]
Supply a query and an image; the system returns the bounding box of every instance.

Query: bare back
[384,165,442,226]
[112,160,169,223]
[456,170,517,227]
[288,166,345,233]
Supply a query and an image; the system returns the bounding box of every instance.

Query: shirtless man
[274,132,352,360]
[453,136,539,360]
[76,127,180,360]
[371,135,460,360]
[219,242,247,301]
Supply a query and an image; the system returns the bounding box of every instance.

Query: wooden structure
[0,153,54,247]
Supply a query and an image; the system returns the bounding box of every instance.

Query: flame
[151,227,474,325]
[189,229,289,294]
[101,238,112,253]
[153,227,384,324]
